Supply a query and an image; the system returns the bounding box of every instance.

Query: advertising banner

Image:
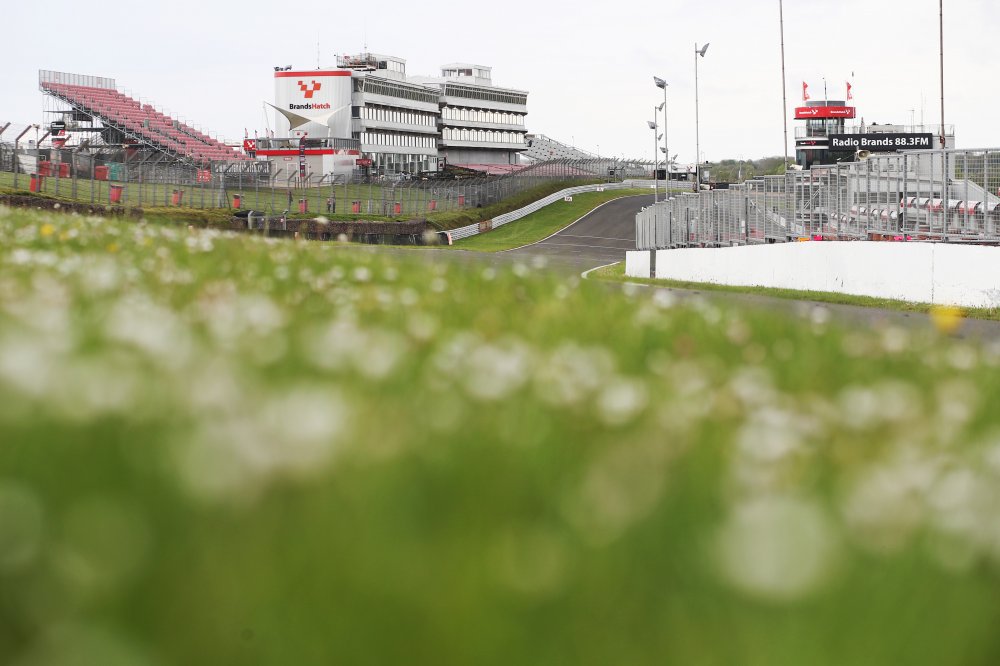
[829,133,934,152]
[212,162,272,175]
[795,137,828,149]
[794,106,856,119]
[274,70,352,140]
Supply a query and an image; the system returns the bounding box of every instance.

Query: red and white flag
[802,81,810,101]
[846,81,853,100]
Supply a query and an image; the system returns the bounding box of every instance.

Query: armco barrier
[449,180,654,241]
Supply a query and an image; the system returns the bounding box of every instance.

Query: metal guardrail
[449,180,654,241]
[636,148,1000,249]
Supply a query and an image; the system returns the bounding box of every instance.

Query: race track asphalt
[503,193,654,271]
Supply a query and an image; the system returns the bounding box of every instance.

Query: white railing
[636,148,1000,249]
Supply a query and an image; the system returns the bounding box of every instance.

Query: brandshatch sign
[829,133,934,152]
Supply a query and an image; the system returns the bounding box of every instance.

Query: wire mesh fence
[636,148,1000,250]
[0,140,651,219]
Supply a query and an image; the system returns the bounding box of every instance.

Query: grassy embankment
[590,261,1000,322]
[452,189,651,252]
[2,206,1000,664]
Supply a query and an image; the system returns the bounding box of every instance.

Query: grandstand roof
[522,134,596,162]
[450,163,526,175]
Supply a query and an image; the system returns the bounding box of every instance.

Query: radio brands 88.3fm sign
[829,133,934,152]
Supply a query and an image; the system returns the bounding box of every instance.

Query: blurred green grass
[2,206,1000,665]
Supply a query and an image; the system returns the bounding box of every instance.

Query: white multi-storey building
[411,63,528,167]
[257,53,528,179]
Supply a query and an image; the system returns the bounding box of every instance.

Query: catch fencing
[636,148,1000,250]
[0,138,648,218]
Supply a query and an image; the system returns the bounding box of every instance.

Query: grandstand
[522,134,596,162]
[39,70,246,165]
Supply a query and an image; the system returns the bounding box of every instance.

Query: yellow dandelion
[930,305,964,335]
[106,242,120,253]
[40,223,55,237]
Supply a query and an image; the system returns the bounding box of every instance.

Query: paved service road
[504,194,653,271]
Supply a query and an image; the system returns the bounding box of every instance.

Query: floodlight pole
[655,76,669,195]
[649,117,659,203]
[938,0,948,209]
[694,42,709,189]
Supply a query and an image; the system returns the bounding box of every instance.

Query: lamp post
[654,76,669,193]
[694,42,710,189]
[647,119,659,202]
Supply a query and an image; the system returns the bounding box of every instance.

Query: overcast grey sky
[3,0,996,162]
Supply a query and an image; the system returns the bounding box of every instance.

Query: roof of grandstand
[522,134,596,162]
[39,70,246,165]
[450,163,526,175]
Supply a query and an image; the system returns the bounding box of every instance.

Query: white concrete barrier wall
[625,250,651,279]
[624,242,1000,309]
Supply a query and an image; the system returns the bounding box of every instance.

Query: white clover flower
[715,495,842,602]
[840,458,938,555]
[105,296,192,368]
[0,332,55,398]
[735,407,809,463]
[596,378,649,427]
[534,343,616,408]
[176,386,350,502]
[461,339,534,402]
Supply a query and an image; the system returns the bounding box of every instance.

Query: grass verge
[3,206,1000,664]
[425,178,606,230]
[591,260,1000,321]
[453,189,651,252]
